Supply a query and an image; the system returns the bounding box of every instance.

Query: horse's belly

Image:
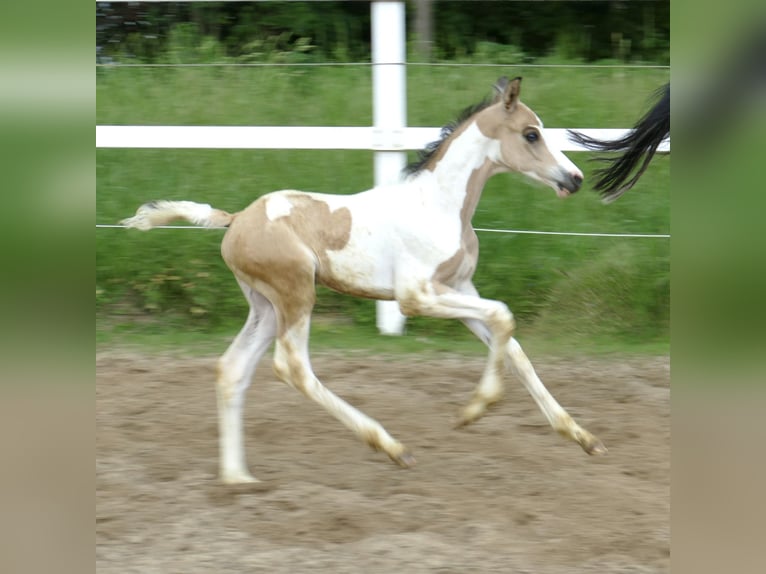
[319,246,395,300]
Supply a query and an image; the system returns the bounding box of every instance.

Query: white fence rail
[96,126,668,152]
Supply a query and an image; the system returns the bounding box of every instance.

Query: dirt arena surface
[97,348,669,573]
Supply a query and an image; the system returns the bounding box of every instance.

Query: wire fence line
[96,61,670,69]
[95,224,670,239]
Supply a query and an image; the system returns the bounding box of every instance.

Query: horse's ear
[502,76,522,112]
[493,76,510,97]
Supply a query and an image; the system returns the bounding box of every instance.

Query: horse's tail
[121,200,235,230]
[568,82,670,203]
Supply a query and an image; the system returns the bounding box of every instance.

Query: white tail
[121,200,234,230]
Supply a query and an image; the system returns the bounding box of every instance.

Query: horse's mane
[403,96,496,177]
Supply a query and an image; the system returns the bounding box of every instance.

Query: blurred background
[96,0,670,355]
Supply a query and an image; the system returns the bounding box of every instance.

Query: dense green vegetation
[97,1,669,65]
[96,19,669,351]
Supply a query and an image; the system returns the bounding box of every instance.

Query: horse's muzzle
[565,173,583,193]
[556,174,582,197]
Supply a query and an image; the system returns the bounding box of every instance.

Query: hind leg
[272,310,415,467]
[216,282,277,484]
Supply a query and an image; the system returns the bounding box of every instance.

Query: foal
[123,77,606,484]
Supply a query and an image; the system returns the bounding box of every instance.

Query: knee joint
[488,303,514,338]
[395,294,419,317]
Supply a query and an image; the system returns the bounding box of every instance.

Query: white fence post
[372,0,408,335]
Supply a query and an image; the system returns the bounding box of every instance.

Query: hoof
[391,450,417,468]
[454,417,470,430]
[455,401,488,429]
[581,436,608,456]
[220,471,260,485]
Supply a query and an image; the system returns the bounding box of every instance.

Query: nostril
[572,174,583,187]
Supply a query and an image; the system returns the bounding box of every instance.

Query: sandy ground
[97,348,669,573]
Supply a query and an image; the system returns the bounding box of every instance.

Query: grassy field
[97,61,669,354]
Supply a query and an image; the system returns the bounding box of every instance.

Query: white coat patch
[265,194,294,221]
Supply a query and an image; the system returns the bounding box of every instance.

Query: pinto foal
[123,77,606,484]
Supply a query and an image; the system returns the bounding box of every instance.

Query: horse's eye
[524,131,539,143]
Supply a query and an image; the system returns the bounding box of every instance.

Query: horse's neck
[421,121,499,223]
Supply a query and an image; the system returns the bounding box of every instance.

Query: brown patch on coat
[283,193,352,252]
[283,195,388,300]
[220,192,352,335]
[431,158,495,288]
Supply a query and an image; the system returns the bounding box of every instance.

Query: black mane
[403,96,496,177]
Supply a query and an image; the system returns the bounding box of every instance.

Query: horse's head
[478,76,583,197]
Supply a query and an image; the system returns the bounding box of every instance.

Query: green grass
[97,57,669,352]
[96,314,668,359]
